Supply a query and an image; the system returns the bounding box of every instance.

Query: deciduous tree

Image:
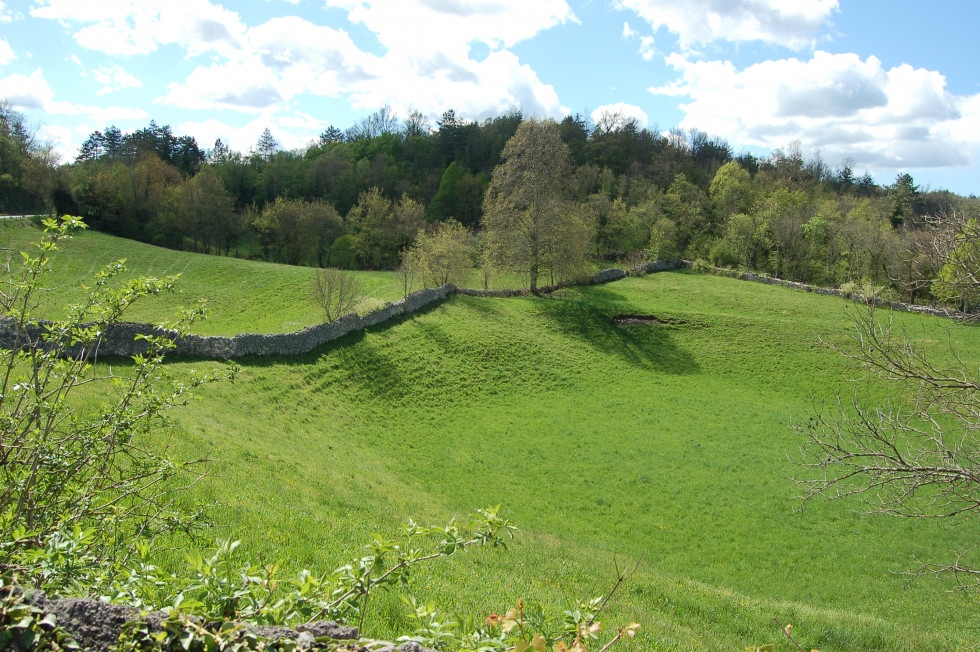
[311,267,362,321]
[403,219,474,288]
[482,119,593,292]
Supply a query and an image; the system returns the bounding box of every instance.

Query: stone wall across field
[14,257,967,361]
[0,284,457,361]
[701,264,971,320]
[0,261,685,360]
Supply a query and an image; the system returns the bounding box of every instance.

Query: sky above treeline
[1,0,978,195]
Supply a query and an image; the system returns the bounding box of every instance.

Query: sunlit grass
[20,218,980,650]
[138,272,980,651]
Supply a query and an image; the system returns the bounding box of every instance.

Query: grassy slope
[0,219,403,335]
[0,219,532,335]
[18,220,980,650]
[154,274,980,651]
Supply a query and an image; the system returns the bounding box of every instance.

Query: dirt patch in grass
[611,314,686,326]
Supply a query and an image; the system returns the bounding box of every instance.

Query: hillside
[154,270,978,650]
[0,219,403,336]
[12,220,980,650]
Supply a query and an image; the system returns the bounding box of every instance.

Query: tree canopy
[482,119,593,291]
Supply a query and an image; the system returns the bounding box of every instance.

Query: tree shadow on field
[233,303,458,400]
[550,284,630,304]
[532,293,700,375]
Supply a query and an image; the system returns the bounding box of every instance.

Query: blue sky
[1,0,978,195]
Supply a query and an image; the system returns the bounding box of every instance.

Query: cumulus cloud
[592,102,649,130]
[160,11,567,120]
[325,0,576,57]
[0,69,148,121]
[615,0,837,50]
[649,50,977,170]
[177,116,313,153]
[30,0,245,57]
[0,38,13,65]
[35,0,572,131]
[622,20,655,60]
[158,17,373,112]
[93,65,142,95]
[348,50,565,120]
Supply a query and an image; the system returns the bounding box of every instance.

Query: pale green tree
[932,214,980,310]
[724,213,761,269]
[646,217,679,262]
[482,119,593,292]
[709,160,754,221]
[347,188,424,268]
[403,219,474,288]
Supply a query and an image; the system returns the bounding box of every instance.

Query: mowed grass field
[7,219,980,650]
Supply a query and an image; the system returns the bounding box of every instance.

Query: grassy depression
[155,273,978,651]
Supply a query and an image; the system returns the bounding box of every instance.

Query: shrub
[708,240,738,268]
[0,216,233,592]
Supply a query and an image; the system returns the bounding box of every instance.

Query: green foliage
[709,161,754,220]
[0,216,234,592]
[427,161,463,223]
[402,219,475,288]
[932,216,980,308]
[483,120,594,292]
[708,240,738,268]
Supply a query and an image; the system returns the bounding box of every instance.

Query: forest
[2,101,978,305]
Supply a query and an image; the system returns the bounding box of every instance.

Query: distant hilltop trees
[2,101,978,306]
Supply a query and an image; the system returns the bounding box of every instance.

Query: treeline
[2,101,977,303]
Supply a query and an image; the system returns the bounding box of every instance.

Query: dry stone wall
[702,264,970,320]
[14,258,966,361]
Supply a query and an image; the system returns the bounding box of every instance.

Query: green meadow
[7,220,980,650]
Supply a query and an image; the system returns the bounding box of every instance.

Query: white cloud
[161,13,566,121]
[0,38,13,65]
[0,1,12,23]
[650,51,978,171]
[38,123,93,163]
[615,0,837,50]
[177,116,311,153]
[44,0,571,128]
[93,64,142,95]
[622,20,655,60]
[0,68,148,121]
[592,103,649,130]
[30,0,246,57]
[325,0,576,57]
[349,50,566,121]
[159,17,373,112]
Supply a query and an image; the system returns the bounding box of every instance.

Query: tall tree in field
[482,119,592,292]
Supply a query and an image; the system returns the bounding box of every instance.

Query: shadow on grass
[163,288,698,391]
[531,291,700,375]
